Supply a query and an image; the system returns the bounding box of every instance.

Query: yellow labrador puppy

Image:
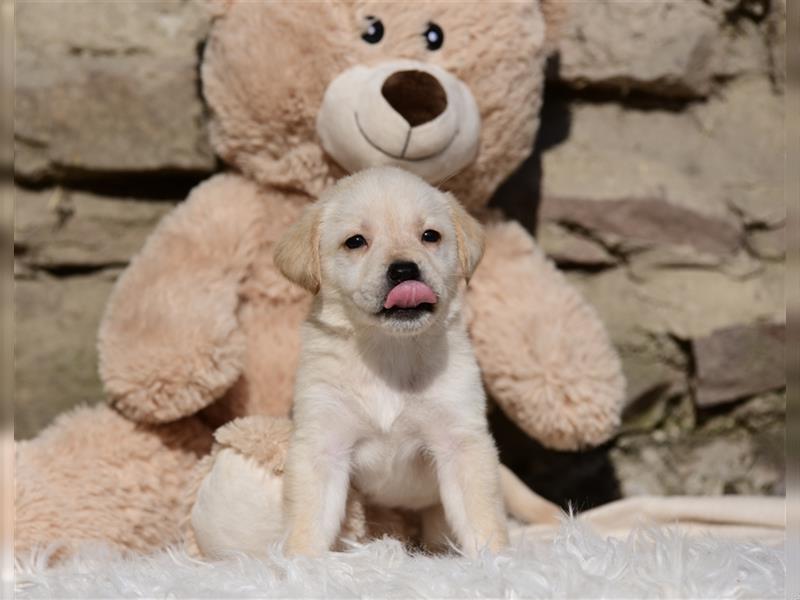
[274,167,509,557]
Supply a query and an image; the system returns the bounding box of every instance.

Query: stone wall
[14,1,785,504]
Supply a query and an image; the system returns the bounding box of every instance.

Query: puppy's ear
[274,203,322,293]
[446,193,485,281]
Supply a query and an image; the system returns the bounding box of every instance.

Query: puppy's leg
[420,503,455,553]
[432,434,509,556]
[283,432,352,556]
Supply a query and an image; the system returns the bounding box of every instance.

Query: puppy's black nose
[387,261,420,284]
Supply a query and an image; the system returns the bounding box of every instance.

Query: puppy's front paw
[468,522,509,557]
[486,526,509,553]
[284,529,324,557]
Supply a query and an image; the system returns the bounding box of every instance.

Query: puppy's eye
[361,16,384,44]
[344,234,367,249]
[421,229,441,243]
[423,22,444,51]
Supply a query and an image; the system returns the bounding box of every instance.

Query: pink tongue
[384,281,437,309]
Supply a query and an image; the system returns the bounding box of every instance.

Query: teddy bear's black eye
[421,229,441,243]
[423,22,444,51]
[344,234,367,249]
[361,16,384,44]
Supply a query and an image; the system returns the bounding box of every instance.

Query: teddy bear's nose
[381,70,448,127]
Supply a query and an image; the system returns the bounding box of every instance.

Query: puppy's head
[274,167,484,335]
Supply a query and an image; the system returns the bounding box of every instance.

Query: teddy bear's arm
[467,221,626,451]
[97,174,268,424]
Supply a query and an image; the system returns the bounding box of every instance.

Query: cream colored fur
[16,0,623,562]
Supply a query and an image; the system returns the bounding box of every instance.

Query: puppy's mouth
[379,280,437,320]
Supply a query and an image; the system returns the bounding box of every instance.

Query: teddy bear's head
[202,1,562,212]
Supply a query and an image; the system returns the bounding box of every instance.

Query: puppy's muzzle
[382,260,437,318]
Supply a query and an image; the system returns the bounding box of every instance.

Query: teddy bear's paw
[468,221,626,451]
[213,415,293,475]
[191,446,285,559]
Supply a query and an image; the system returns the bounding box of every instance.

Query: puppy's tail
[500,464,562,525]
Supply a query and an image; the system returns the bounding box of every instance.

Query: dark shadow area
[721,0,771,23]
[30,262,129,278]
[13,168,213,201]
[490,405,622,513]
[544,82,705,113]
[195,37,209,108]
[488,56,572,236]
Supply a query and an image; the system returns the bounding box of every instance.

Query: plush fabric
[15,515,784,599]
[468,220,625,449]
[15,406,214,563]
[15,0,626,561]
[529,495,785,544]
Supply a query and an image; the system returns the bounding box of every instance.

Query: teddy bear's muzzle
[353,64,459,162]
[317,60,481,184]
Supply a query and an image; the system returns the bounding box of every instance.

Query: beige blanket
[514,495,785,545]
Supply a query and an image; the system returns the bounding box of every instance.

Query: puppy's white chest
[364,387,405,434]
[351,414,439,510]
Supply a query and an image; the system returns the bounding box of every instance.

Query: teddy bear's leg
[190,447,286,559]
[189,416,293,559]
[15,404,213,564]
[467,221,626,451]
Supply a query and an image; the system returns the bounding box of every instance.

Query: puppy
[274,166,508,557]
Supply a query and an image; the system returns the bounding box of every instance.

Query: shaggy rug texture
[15,518,784,599]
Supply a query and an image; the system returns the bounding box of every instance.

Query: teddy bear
[15,0,625,561]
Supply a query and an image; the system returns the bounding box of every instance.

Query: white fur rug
[15,519,784,599]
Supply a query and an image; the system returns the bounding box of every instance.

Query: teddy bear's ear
[445,193,485,282]
[274,203,322,294]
